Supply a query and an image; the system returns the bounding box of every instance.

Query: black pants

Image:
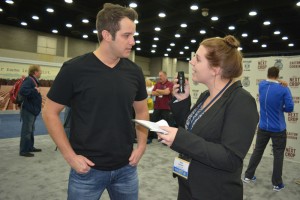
[148,109,175,139]
[245,128,287,186]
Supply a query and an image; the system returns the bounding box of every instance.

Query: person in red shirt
[151,71,174,126]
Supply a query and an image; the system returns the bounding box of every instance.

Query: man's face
[158,72,167,83]
[34,67,42,79]
[110,17,136,58]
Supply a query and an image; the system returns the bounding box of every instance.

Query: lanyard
[187,79,232,131]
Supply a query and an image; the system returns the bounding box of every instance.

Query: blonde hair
[145,78,153,87]
[28,65,41,76]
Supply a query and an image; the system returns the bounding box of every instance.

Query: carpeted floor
[0,135,299,200]
[0,112,64,139]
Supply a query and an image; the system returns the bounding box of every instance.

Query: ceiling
[0,0,299,61]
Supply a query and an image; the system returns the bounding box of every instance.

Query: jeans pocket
[70,168,92,179]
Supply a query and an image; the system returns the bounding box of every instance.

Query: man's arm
[42,98,94,173]
[129,99,149,166]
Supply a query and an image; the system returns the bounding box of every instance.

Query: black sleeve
[47,63,74,106]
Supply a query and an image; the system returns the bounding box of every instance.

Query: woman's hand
[157,126,178,147]
[172,78,190,101]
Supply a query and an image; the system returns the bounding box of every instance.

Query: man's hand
[67,154,95,174]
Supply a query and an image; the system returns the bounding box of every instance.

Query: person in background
[42,3,149,200]
[243,66,294,192]
[19,65,42,157]
[157,35,259,200]
[151,71,174,126]
[145,78,154,111]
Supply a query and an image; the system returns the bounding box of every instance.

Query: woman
[158,35,259,200]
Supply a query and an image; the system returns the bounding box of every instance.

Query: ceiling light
[238,47,243,51]
[164,54,168,57]
[184,46,189,49]
[252,39,258,43]
[93,30,97,34]
[167,48,171,51]
[52,29,58,33]
[136,40,140,44]
[282,36,288,40]
[179,51,184,55]
[32,15,39,20]
[65,23,72,28]
[136,47,141,51]
[186,58,190,61]
[0,8,3,12]
[199,30,206,34]
[46,8,54,13]
[154,27,161,31]
[158,12,166,18]
[228,26,235,30]
[211,16,218,21]
[151,50,156,53]
[201,8,209,17]
[180,23,187,28]
[297,2,300,6]
[261,44,267,48]
[129,2,137,8]
[190,4,198,11]
[274,30,280,35]
[170,43,175,46]
[191,39,196,43]
[134,32,139,36]
[152,44,157,48]
[242,33,248,37]
[249,11,257,16]
[134,20,139,24]
[20,22,27,26]
[5,0,14,4]
[175,34,180,38]
[64,0,73,3]
[82,19,89,23]
[82,34,88,38]
[154,37,159,41]
[263,21,271,25]
[288,43,294,47]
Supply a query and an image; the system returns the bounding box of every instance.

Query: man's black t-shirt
[47,52,147,170]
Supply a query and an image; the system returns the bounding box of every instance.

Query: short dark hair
[267,66,279,79]
[96,3,138,42]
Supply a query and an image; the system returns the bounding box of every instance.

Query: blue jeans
[20,108,37,154]
[68,164,138,200]
[245,128,287,186]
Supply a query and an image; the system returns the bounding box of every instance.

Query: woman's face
[189,45,214,84]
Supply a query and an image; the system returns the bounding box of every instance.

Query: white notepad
[132,119,169,134]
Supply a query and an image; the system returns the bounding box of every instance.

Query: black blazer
[170,80,259,200]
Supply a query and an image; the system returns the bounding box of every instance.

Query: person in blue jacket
[19,65,42,157]
[243,66,294,192]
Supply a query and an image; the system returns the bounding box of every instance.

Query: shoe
[273,183,285,191]
[20,152,34,157]
[30,147,42,152]
[242,176,256,183]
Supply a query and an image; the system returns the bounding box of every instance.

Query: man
[19,65,42,157]
[151,71,174,126]
[243,66,294,191]
[42,3,149,200]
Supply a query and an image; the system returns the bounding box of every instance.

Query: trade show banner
[189,55,300,163]
[0,58,61,111]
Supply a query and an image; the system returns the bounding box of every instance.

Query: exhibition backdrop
[189,55,300,163]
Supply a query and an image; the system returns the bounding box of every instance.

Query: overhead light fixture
[201,8,209,17]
